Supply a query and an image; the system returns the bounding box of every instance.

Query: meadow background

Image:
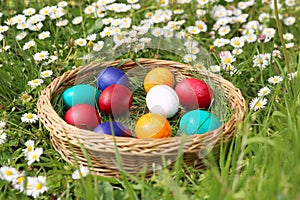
[0,0,299,199]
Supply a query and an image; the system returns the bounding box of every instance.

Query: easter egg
[175,78,213,110]
[144,68,175,93]
[96,67,129,91]
[64,104,101,130]
[98,84,133,117]
[93,121,131,137]
[146,85,179,118]
[62,84,100,108]
[135,113,171,139]
[179,110,222,135]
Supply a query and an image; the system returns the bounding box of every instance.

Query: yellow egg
[144,68,175,93]
[135,113,171,139]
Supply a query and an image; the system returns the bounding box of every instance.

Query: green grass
[0,0,300,199]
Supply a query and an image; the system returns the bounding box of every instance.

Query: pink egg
[64,104,101,130]
[98,84,133,117]
[175,78,213,110]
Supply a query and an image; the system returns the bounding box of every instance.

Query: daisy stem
[273,0,291,75]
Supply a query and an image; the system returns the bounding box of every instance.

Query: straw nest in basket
[37,58,246,178]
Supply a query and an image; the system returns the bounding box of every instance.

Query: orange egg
[144,68,175,93]
[135,113,172,138]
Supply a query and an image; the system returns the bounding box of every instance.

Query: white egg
[146,85,179,118]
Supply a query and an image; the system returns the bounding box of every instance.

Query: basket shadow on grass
[50,59,235,180]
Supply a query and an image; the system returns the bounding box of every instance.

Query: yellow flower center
[256,102,262,107]
[17,176,25,184]
[5,170,12,176]
[224,58,231,64]
[191,29,197,33]
[27,146,33,151]
[33,79,39,84]
[234,40,240,46]
[26,114,33,119]
[32,154,38,159]
[39,54,45,58]
[36,183,43,190]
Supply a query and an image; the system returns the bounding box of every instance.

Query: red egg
[175,78,213,110]
[98,84,133,117]
[64,104,101,130]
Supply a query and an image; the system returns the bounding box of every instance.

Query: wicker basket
[37,58,246,178]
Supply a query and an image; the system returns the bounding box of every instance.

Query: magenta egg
[98,84,133,117]
[175,78,213,110]
[64,104,101,130]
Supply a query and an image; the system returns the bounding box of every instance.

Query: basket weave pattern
[37,58,246,177]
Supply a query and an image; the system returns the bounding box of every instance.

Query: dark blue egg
[96,67,129,91]
[93,121,131,137]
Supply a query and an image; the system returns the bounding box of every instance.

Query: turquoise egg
[179,110,222,135]
[62,84,100,108]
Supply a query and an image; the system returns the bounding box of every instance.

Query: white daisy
[244,34,257,43]
[0,166,19,182]
[195,20,207,32]
[151,27,164,37]
[232,48,243,55]
[75,38,87,46]
[26,176,48,198]
[27,147,43,165]
[33,51,49,61]
[183,54,197,63]
[72,16,83,25]
[218,25,231,36]
[23,8,36,16]
[72,166,90,179]
[258,86,271,96]
[21,113,39,123]
[283,16,295,26]
[16,31,28,40]
[23,40,36,50]
[12,171,25,192]
[131,3,141,9]
[219,51,236,66]
[58,1,68,7]
[56,19,68,26]
[23,140,35,156]
[93,41,105,52]
[0,25,9,33]
[40,70,53,78]
[187,26,200,34]
[27,79,44,88]
[134,42,145,53]
[209,65,221,73]
[38,31,50,40]
[230,37,245,48]
[249,97,268,111]
[285,0,296,6]
[268,76,283,85]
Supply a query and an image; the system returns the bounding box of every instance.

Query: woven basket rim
[37,58,247,152]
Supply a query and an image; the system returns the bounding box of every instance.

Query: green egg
[62,84,100,108]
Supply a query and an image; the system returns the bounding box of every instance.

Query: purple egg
[96,67,129,91]
[93,121,131,137]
